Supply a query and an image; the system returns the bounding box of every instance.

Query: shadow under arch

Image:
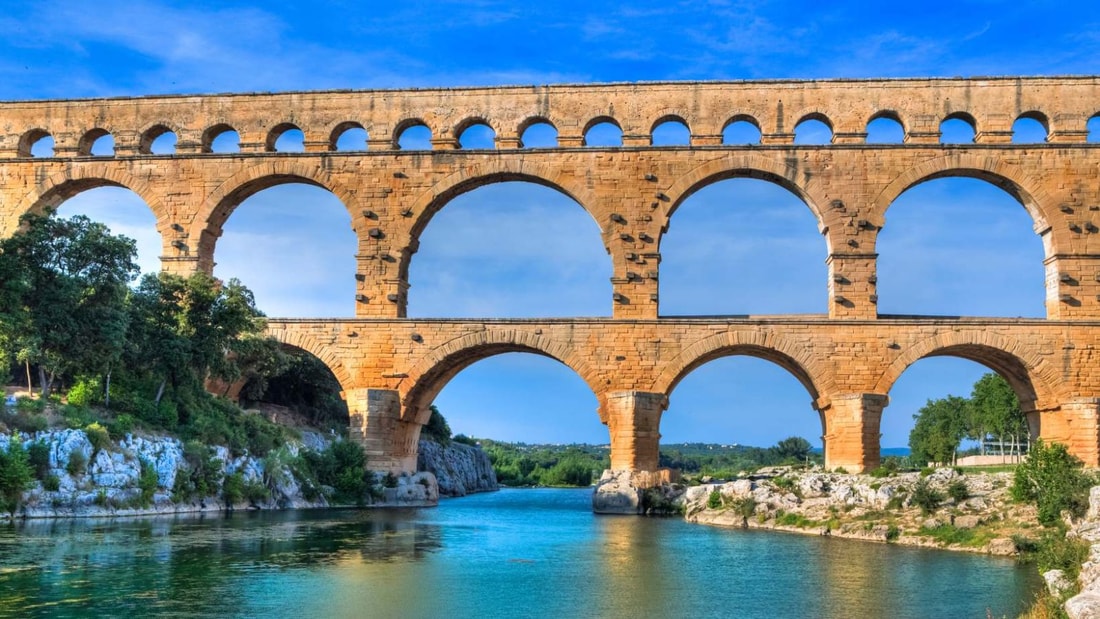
[399,162,606,284]
[658,152,829,250]
[399,332,602,426]
[264,322,354,394]
[870,153,1051,234]
[873,330,1059,422]
[189,160,359,270]
[9,165,167,241]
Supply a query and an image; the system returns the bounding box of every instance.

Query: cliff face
[0,429,437,519]
[417,439,499,497]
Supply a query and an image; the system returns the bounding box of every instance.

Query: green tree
[969,373,1026,456]
[422,405,452,445]
[772,436,813,462]
[908,396,968,465]
[0,212,137,396]
[0,437,34,516]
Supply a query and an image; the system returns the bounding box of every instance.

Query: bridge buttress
[821,393,889,473]
[1039,398,1100,467]
[346,387,421,474]
[603,390,667,472]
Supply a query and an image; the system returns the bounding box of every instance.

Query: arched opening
[584,118,622,147]
[79,129,114,156]
[1089,114,1100,143]
[139,125,177,155]
[793,115,832,145]
[519,119,557,148]
[1012,113,1049,144]
[407,180,611,318]
[663,354,823,471]
[203,125,240,153]
[884,354,1037,465]
[396,121,433,150]
[213,182,357,318]
[457,121,496,149]
[866,113,905,144]
[268,124,305,152]
[50,186,162,278]
[651,117,690,146]
[239,344,350,434]
[940,114,976,144]
[331,122,367,151]
[660,177,826,315]
[877,177,1044,317]
[18,129,54,157]
[426,351,604,443]
[722,117,762,145]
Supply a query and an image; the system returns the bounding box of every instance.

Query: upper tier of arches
[4,77,1100,158]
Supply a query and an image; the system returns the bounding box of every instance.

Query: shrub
[0,437,34,516]
[707,489,722,509]
[1036,531,1090,580]
[421,406,452,445]
[382,471,399,489]
[222,471,246,505]
[731,496,757,519]
[84,422,111,456]
[886,525,901,542]
[245,479,269,504]
[106,414,135,438]
[885,492,906,511]
[869,466,893,478]
[919,467,934,477]
[14,397,45,415]
[1012,439,1094,527]
[911,478,944,515]
[137,459,159,507]
[94,489,108,507]
[66,377,101,408]
[772,476,795,491]
[43,474,60,492]
[66,450,87,476]
[946,478,969,502]
[27,441,51,480]
[452,434,477,446]
[173,441,225,501]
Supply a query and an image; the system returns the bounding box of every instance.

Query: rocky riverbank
[596,466,1040,556]
[417,439,499,497]
[0,428,503,519]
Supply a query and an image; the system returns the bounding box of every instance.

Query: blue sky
[3,0,1095,448]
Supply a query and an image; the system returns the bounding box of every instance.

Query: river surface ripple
[0,488,1040,618]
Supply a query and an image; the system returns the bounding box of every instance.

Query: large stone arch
[870,153,1052,234]
[399,329,602,426]
[8,164,167,238]
[263,325,354,394]
[188,160,359,272]
[658,152,831,251]
[398,160,607,284]
[873,328,1060,413]
[652,329,835,410]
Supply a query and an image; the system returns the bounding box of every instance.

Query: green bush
[137,458,159,507]
[421,406,452,445]
[911,478,944,515]
[173,441,224,501]
[27,441,51,480]
[43,474,60,492]
[707,489,722,509]
[886,525,901,542]
[67,377,101,407]
[1036,531,1090,580]
[222,471,246,505]
[245,479,269,504]
[1012,439,1094,527]
[382,471,399,489]
[66,450,87,476]
[946,478,969,502]
[84,422,111,456]
[731,496,757,519]
[14,397,45,415]
[869,466,893,478]
[106,414,135,438]
[0,437,34,516]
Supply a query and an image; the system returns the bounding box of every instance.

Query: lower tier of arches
[265,317,1100,474]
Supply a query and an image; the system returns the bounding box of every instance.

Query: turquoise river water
[0,488,1040,618]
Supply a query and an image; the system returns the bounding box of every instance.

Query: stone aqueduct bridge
[3,77,1100,475]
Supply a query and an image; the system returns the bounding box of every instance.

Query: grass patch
[916,523,997,548]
